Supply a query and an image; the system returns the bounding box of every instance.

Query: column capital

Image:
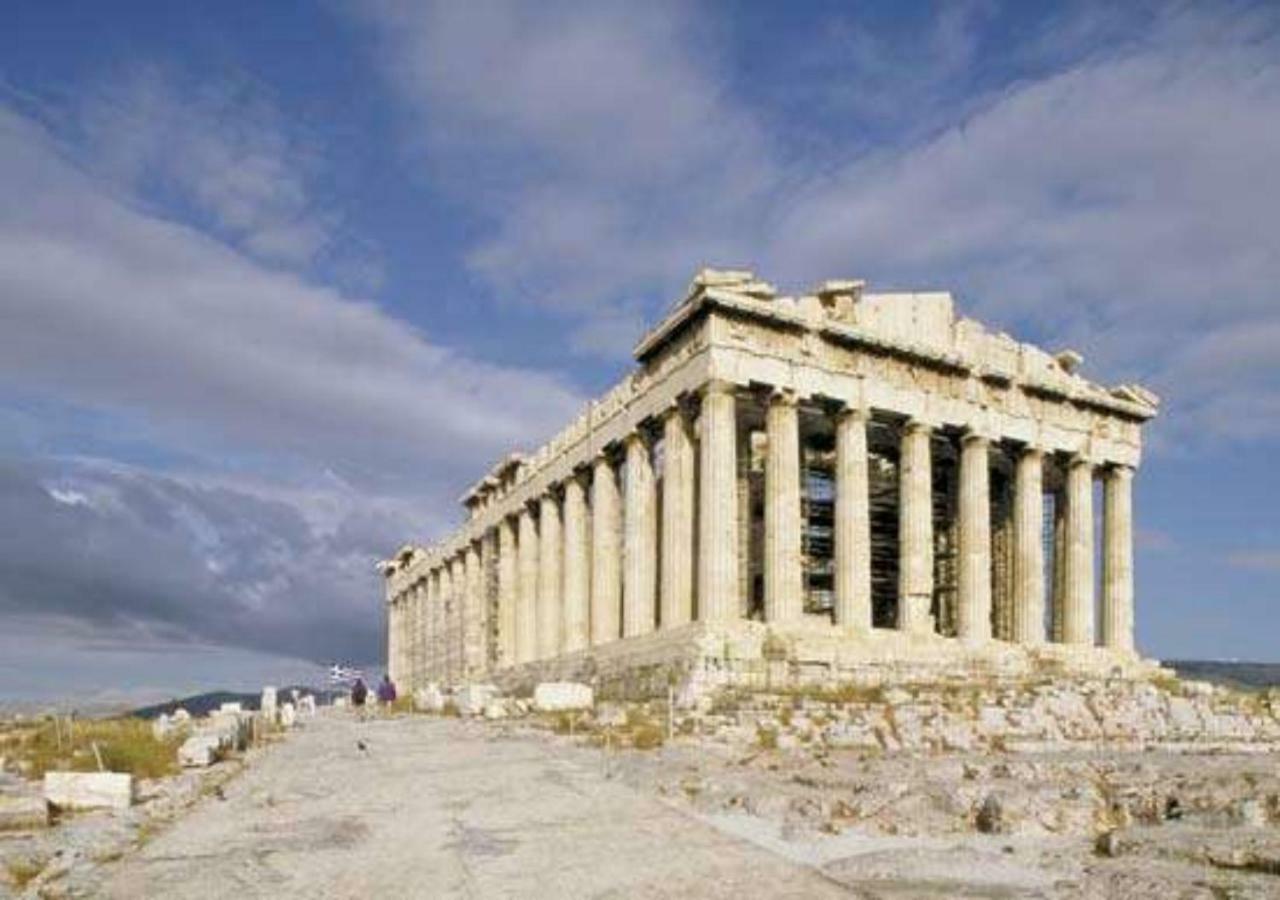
[1105,462,1135,478]
[767,386,800,407]
[836,403,870,423]
[961,428,992,447]
[903,417,933,436]
[701,378,737,399]
[1067,452,1095,470]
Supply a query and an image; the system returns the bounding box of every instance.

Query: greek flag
[328,664,364,684]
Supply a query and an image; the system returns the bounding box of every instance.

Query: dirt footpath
[92,714,854,899]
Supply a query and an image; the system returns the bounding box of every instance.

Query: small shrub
[4,856,45,889]
[632,723,665,750]
[756,725,779,750]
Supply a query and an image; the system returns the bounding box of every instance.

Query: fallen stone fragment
[1094,829,1121,857]
[43,772,134,811]
[0,794,49,830]
[456,684,499,716]
[533,682,593,712]
[414,684,444,713]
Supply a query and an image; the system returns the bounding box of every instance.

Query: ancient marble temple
[380,270,1160,695]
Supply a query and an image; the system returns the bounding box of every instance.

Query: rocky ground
[2,676,1279,898]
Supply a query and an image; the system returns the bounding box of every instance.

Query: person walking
[351,677,369,720]
[377,673,397,709]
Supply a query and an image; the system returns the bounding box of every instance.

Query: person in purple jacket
[376,673,397,707]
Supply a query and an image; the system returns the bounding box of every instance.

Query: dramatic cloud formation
[2,2,1278,699]
[357,3,1280,446]
[0,97,582,688]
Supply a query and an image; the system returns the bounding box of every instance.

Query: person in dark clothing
[377,674,397,706]
[351,677,368,708]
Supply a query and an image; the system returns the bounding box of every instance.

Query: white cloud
[767,10,1280,443]
[1225,551,1280,574]
[0,105,583,496]
[353,0,776,340]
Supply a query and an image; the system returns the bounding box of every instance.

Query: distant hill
[130,685,344,720]
[1165,660,1280,691]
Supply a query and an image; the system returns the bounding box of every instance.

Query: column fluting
[1101,465,1135,653]
[834,407,872,630]
[590,454,621,644]
[764,391,803,623]
[562,474,590,653]
[497,516,518,667]
[537,492,562,660]
[1061,456,1095,646]
[516,506,539,663]
[898,420,935,634]
[698,381,740,622]
[622,432,657,638]
[1011,448,1046,645]
[957,432,993,642]
[660,406,695,629]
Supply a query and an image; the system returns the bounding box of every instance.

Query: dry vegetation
[0,716,180,780]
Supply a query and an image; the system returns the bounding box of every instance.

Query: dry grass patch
[0,717,180,780]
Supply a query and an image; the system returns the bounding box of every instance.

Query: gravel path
[93,714,855,899]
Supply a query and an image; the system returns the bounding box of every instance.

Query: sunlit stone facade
[381,270,1160,694]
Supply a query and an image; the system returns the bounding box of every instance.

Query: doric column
[698,380,739,622]
[1010,448,1045,645]
[660,405,695,629]
[447,556,463,683]
[834,407,872,630]
[1061,456,1095,645]
[898,420,935,634]
[464,543,483,679]
[957,432,992,643]
[431,571,441,680]
[1101,465,1135,653]
[386,597,398,686]
[764,390,803,623]
[516,506,539,663]
[590,453,621,644]
[562,473,590,653]
[623,432,657,637]
[537,492,562,660]
[423,575,435,683]
[497,516,518,667]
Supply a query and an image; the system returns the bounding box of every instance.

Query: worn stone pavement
[94,714,855,899]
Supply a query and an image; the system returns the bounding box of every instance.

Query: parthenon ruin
[380,269,1161,696]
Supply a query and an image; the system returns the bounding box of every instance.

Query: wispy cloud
[357,2,1280,441]
[1225,550,1280,574]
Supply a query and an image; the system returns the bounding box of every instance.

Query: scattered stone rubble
[0,688,323,895]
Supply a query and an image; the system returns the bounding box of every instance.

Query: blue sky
[1,1,1278,706]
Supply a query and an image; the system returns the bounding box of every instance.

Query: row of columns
[392,380,1138,685]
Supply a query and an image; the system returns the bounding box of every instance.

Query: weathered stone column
[386,597,398,687]
[957,432,992,643]
[590,453,621,644]
[464,543,483,679]
[562,473,590,653]
[516,506,539,663]
[623,432,657,638]
[1061,456,1095,646]
[423,570,434,683]
[537,492,562,660]
[497,516,518,667]
[432,567,447,682]
[446,556,462,683]
[1101,465,1135,653]
[764,390,803,623]
[834,407,872,630]
[698,380,739,622]
[1010,448,1045,645]
[898,420,935,634]
[660,405,695,629]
